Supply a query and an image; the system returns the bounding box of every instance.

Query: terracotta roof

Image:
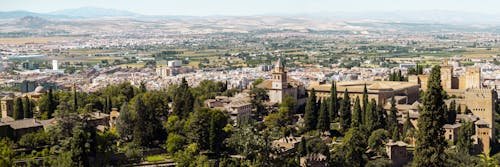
[309,81,419,93]
[0,118,43,130]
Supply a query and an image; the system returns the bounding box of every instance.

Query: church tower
[272,58,288,90]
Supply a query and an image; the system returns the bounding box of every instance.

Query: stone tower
[272,58,288,90]
[465,67,481,89]
[440,61,453,90]
[268,59,289,103]
[464,88,496,153]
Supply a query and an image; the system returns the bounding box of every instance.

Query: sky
[2,0,500,16]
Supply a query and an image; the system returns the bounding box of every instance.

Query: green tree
[298,137,307,156]
[116,102,133,141]
[70,126,89,167]
[364,99,376,133]
[351,96,362,128]
[73,84,78,112]
[376,101,387,130]
[13,97,23,120]
[0,138,14,167]
[317,99,330,132]
[402,112,413,138]
[388,96,398,134]
[368,129,389,156]
[304,89,318,131]
[165,133,186,154]
[132,95,153,146]
[172,78,194,118]
[339,89,351,132]
[342,127,367,167]
[330,81,338,122]
[250,87,269,117]
[362,84,369,125]
[23,96,33,118]
[414,65,448,167]
[456,121,474,155]
[187,108,228,152]
[448,100,457,124]
[139,81,147,93]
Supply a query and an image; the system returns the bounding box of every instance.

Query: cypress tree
[13,97,23,120]
[23,96,32,118]
[298,137,307,156]
[397,70,403,81]
[103,97,108,113]
[456,121,474,155]
[329,81,338,122]
[414,65,448,167]
[173,78,194,118]
[391,127,400,141]
[209,115,216,153]
[133,95,153,146]
[304,89,318,131]
[364,99,374,132]
[317,99,330,132]
[339,89,351,132]
[47,88,55,118]
[362,84,369,125]
[351,96,362,128]
[107,96,112,113]
[376,101,387,130]
[448,100,457,124]
[70,127,89,167]
[388,96,398,132]
[402,112,413,138]
[116,102,133,141]
[73,84,78,113]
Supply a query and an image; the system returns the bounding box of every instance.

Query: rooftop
[309,80,419,93]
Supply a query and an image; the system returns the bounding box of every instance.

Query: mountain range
[0,7,139,19]
[1,7,500,25]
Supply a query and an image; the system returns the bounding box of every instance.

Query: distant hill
[0,10,64,19]
[0,7,138,19]
[17,16,51,28]
[49,7,139,18]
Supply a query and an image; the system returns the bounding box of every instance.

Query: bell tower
[272,59,287,90]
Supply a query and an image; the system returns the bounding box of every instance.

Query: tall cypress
[414,65,447,167]
[351,96,362,128]
[73,84,78,113]
[133,95,152,146]
[456,121,474,155]
[329,81,338,122]
[388,96,398,133]
[47,88,55,118]
[23,96,32,118]
[362,84,369,125]
[376,101,387,130]
[339,88,351,132]
[402,112,413,139]
[13,97,23,120]
[317,99,330,132]
[448,100,457,124]
[304,89,318,131]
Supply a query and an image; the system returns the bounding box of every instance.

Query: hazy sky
[2,0,500,16]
